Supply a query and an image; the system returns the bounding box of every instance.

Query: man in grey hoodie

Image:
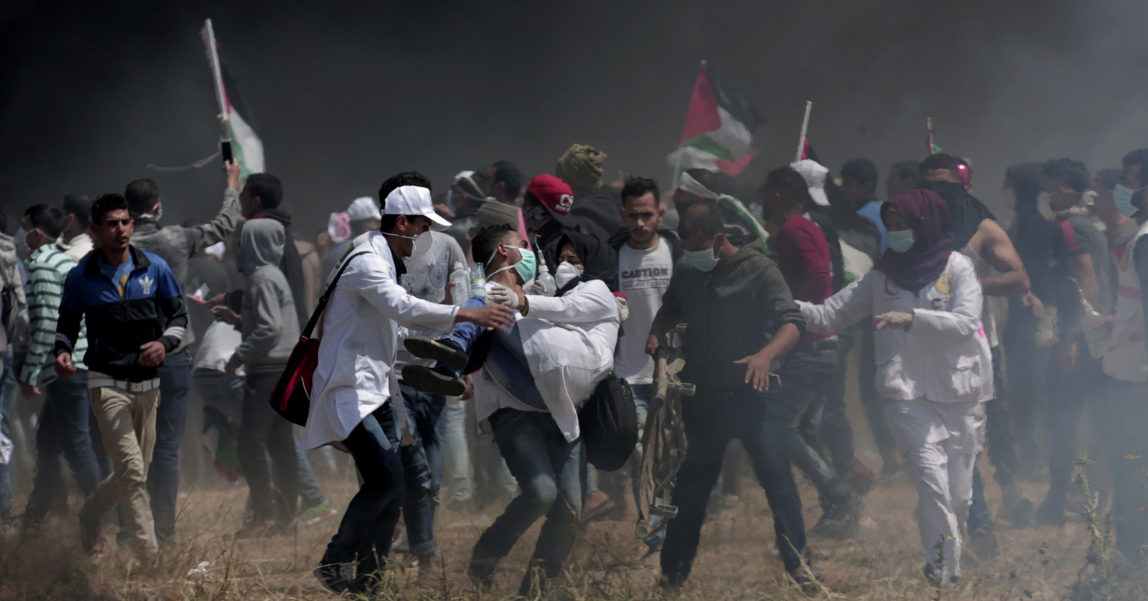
[221,219,300,536]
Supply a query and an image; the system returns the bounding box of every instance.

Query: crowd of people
[0,141,1146,597]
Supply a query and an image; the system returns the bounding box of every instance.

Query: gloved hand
[874,311,914,331]
[613,293,630,322]
[524,279,548,295]
[485,282,520,310]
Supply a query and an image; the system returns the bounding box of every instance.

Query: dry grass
[2,457,1141,601]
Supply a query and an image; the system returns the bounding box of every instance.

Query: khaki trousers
[84,386,160,558]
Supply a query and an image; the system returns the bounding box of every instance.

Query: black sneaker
[808,494,864,539]
[79,506,104,555]
[788,566,822,595]
[401,365,466,396]
[404,337,468,371]
[314,562,356,594]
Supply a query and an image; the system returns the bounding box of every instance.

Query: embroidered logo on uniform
[934,274,951,295]
[138,274,154,295]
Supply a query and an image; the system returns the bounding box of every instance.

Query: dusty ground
[0,456,1135,601]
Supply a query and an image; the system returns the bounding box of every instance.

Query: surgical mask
[684,247,719,272]
[554,261,582,288]
[154,204,163,221]
[887,229,915,253]
[486,244,537,282]
[13,226,32,259]
[1036,192,1056,221]
[383,230,432,258]
[1114,183,1142,217]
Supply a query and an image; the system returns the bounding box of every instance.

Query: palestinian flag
[667,62,763,176]
[926,117,942,155]
[201,20,265,179]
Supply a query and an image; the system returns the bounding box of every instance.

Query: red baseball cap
[527,174,575,216]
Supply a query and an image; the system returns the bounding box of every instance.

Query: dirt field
[1,456,1139,601]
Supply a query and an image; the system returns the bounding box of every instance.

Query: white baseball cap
[346,196,380,222]
[382,185,452,230]
[790,159,830,207]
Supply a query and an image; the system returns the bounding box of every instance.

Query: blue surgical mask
[887,229,915,253]
[514,247,538,282]
[684,247,719,272]
[1114,184,1139,217]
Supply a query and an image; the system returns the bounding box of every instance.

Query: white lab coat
[304,232,459,450]
[473,279,620,442]
[799,251,993,404]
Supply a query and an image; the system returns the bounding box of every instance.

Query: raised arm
[186,161,242,255]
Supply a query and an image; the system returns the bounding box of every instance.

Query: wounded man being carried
[401,223,622,444]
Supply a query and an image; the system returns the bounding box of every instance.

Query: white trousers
[887,398,986,580]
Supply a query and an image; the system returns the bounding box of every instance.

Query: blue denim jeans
[25,371,101,524]
[471,409,585,596]
[780,345,855,511]
[399,382,447,556]
[442,397,472,505]
[661,386,806,584]
[0,349,15,523]
[148,348,191,541]
[323,403,404,584]
[446,297,544,409]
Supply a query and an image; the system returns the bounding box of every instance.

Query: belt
[88,376,161,393]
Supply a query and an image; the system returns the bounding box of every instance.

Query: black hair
[763,166,814,210]
[1096,167,1121,192]
[91,193,131,226]
[919,153,962,176]
[677,202,723,240]
[124,178,160,217]
[491,160,523,200]
[0,209,7,235]
[62,193,93,228]
[1122,148,1148,168]
[890,160,921,186]
[841,158,878,187]
[471,224,517,266]
[621,177,660,206]
[378,171,433,207]
[246,173,283,209]
[1041,158,1090,194]
[1005,162,1043,208]
[24,204,65,239]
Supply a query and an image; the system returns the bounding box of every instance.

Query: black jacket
[56,246,187,382]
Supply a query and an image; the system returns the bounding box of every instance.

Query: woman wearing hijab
[797,189,992,585]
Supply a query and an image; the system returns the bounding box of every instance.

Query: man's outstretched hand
[734,349,777,392]
[458,304,516,331]
[139,341,167,367]
[225,159,242,191]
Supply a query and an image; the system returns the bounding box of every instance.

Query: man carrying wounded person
[401,223,621,597]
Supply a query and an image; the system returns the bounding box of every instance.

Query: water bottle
[469,263,487,298]
[449,262,470,306]
[535,251,557,296]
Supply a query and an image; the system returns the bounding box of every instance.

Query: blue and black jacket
[55,245,187,382]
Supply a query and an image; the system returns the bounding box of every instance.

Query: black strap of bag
[304,251,371,337]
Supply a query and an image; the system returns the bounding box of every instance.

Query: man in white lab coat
[403,223,621,597]
[306,176,515,595]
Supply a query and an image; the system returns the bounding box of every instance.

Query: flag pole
[670,59,706,191]
[202,19,230,138]
[795,101,812,163]
[926,116,935,155]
